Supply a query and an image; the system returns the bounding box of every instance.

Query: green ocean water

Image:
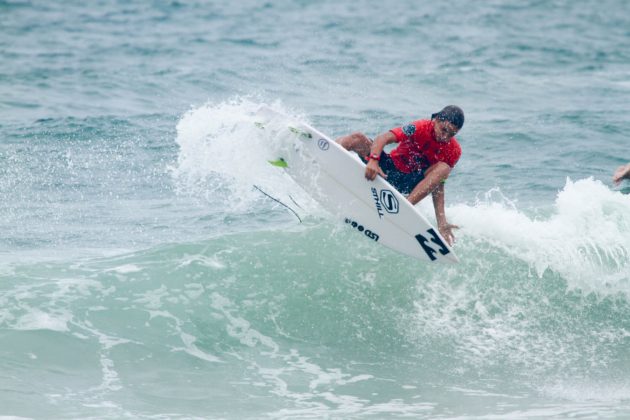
[2,1,630,418]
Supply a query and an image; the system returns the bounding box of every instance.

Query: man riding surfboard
[337,105,464,245]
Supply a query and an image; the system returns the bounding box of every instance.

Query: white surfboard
[256,107,458,263]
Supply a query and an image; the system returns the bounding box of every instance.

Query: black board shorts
[362,151,425,195]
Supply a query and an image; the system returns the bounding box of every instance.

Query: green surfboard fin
[269,158,288,168]
[288,126,312,139]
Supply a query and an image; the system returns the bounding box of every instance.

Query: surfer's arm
[431,183,458,245]
[369,131,397,156]
[431,183,448,227]
[407,162,458,244]
[365,132,397,180]
[613,162,630,185]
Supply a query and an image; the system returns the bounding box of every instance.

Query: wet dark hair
[431,105,465,130]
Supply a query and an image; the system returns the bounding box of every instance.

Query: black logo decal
[380,189,399,214]
[415,228,450,261]
[371,187,384,218]
[317,138,330,151]
[345,218,379,242]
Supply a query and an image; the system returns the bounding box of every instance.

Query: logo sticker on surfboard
[345,218,379,242]
[371,188,384,218]
[380,189,399,214]
[415,228,450,261]
[372,188,399,218]
[317,138,329,151]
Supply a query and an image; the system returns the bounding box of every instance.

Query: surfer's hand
[365,160,386,181]
[438,222,459,246]
[613,163,630,185]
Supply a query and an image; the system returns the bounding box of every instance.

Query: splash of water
[171,97,317,216]
[450,178,630,295]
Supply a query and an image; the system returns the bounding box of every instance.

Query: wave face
[2,99,630,418]
[2,221,630,418]
[3,0,630,417]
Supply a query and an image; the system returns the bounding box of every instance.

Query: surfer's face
[433,120,459,142]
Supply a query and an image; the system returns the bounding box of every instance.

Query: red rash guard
[389,120,461,173]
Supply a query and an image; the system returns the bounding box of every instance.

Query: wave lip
[451,177,630,296]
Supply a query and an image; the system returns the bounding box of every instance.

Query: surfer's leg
[406,163,451,205]
[423,163,451,183]
[336,132,372,157]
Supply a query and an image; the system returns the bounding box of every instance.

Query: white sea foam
[450,177,630,296]
[403,177,630,389]
[540,380,630,402]
[178,332,222,363]
[14,309,71,332]
[106,264,142,274]
[210,291,280,352]
[171,97,318,216]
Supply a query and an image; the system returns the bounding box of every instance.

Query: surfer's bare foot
[613,163,630,185]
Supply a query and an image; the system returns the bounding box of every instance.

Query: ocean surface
[2,0,630,418]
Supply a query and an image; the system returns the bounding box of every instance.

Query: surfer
[613,163,630,185]
[337,105,464,245]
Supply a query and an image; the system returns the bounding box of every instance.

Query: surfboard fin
[288,126,312,139]
[253,184,302,223]
[268,158,288,168]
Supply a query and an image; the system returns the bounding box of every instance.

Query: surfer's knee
[426,162,451,175]
[337,132,371,152]
[424,163,452,190]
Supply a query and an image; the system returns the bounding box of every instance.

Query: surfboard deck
[256,107,459,263]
